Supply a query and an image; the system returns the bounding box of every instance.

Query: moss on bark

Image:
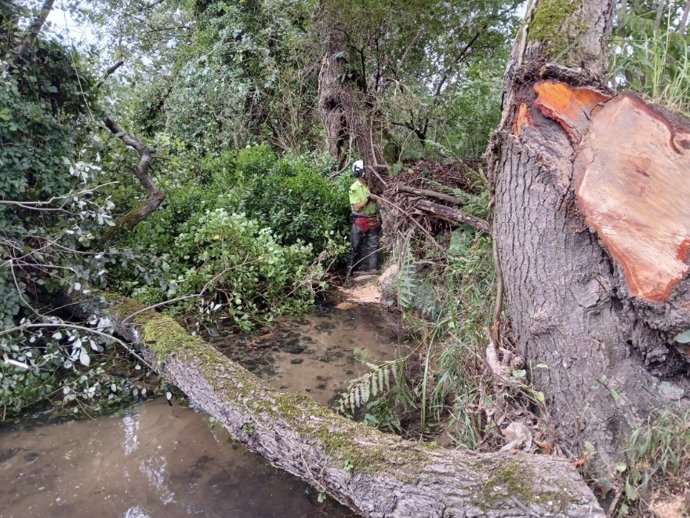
[529,0,581,59]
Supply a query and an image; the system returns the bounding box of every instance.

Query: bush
[109,146,350,329]
[232,146,351,251]
[176,209,319,329]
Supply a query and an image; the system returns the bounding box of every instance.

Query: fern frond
[335,361,402,415]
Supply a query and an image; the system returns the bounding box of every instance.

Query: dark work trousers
[348,222,381,274]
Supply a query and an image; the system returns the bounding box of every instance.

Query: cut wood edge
[572,93,690,302]
[533,80,611,144]
[103,295,604,518]
[533,81,690,303]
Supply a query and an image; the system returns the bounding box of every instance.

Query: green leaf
[610,388,621,402]
[533,390,545,403]
[511,369,526,379]
[673,329,690,343]
[615,462,627,473]
[584,441,596,455]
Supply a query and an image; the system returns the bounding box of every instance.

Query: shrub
[175,209,320,329]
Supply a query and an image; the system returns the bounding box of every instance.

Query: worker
[347,159,381,277]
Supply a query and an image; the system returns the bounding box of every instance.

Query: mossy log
[107,296,603,517]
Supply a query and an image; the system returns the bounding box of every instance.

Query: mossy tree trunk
[489,0,690,488]
[104,295,603,517]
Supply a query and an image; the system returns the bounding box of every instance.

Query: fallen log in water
[105,296,604,517]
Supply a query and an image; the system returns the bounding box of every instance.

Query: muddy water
[211,302,408,405]
[0,300,405,518]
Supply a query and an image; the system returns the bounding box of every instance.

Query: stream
[0,297,407,518]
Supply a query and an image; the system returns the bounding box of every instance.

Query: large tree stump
[104,296,603,517]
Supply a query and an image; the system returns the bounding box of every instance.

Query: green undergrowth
[343,198,547,449]
[109,145,350,331]
[609,22,690,116]
[616,409,690,516]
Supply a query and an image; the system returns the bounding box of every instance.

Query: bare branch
[655,0,667,31]
[96,60,125,88]
[397,185,465,206]
[102,117,165,242]
[415,199,491,234]
[680,0,690,35]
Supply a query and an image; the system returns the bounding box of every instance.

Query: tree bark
[103,295,603,517]
[317,13,388,192]
[12,0,54,65]
[680,0,690,35]
[489,0,690,482]
[655,0,667,31]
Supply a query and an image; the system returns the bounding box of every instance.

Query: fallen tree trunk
[105,296,603,517]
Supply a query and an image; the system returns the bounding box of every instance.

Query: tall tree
[316,0,520,178]
[490,0,690,492]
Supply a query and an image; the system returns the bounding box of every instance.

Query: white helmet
[352,159,364,177]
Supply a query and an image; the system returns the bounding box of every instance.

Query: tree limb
[102,117,165,242]
[397,185,465,206]
[96,60,125,89]
[416,199,491,233]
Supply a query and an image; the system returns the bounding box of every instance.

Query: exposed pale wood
[533,81,610,143]
[573,93,690,301]
[104,296,604,518]
[513,103,533,137]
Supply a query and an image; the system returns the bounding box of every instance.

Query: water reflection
[0,399,353,518]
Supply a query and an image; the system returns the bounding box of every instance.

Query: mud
[211,301,408,405]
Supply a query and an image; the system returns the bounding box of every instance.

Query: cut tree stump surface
[534,81,690,302]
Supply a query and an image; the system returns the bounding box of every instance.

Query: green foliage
[609,22,690,115]
[233,146,351,250]
[336,359,416,434]
[176,209,319,329]
[336,362,397,414]
[617,409,690,515]
[107,145,349,330]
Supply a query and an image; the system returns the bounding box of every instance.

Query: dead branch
[416,199,490,233]
[397,185,464,206]
[102,117,165,242]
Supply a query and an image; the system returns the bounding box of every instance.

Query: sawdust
[338,279,382,304]
[649,493,689,518]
